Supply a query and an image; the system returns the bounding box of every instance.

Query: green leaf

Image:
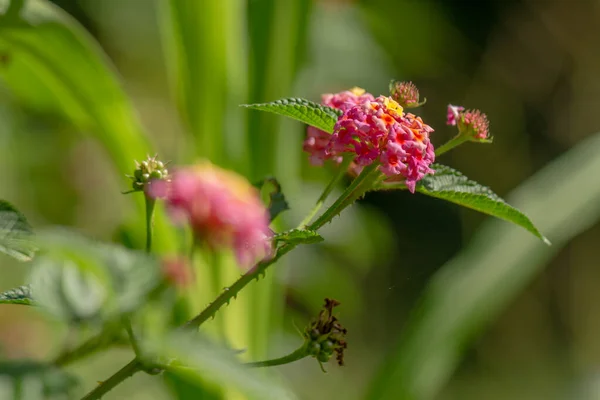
[151,332,297,400]
[0,285,33,305]
[242,98,342,134]
[0,361,78,398]
[255,177,290,222]
[274,229,324,245]
[413,164,549,244]
[0,200,36,261]
[28,229,161,323]
[367,131,600,400]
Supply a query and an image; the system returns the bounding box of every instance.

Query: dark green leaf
[0,285,33,305]
[415,164,549,244]
[254,177,290,222]
[275,229,323,245]
[28,229,161,323]
[242,98,342,133]
[0,200,36,261]
[150,332,297,400]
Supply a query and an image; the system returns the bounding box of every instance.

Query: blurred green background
[2,0,600,399]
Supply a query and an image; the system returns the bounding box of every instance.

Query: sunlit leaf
[0,200,35,261]
[378,164,549,244]
[151,332,297,400]
[274,229,323,245]
[242,98,341,134]
[0,284,33,305]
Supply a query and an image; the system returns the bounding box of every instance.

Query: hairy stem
[434,135,468,157]
[298,157,353,228]
[81,359,141,400]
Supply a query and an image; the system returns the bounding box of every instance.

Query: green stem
[246,346,307,368]
[124,319,143,360]
[435,135,468,157]
[144,196,156,253]
[308,163,380,231]
[298,157,353,228]
[53,328,127,367]
[80,359,141,400]
[184,243,296,329]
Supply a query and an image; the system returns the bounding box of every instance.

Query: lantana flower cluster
[151,162,272,268]
[304,87,435,193]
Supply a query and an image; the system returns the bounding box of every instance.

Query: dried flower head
[389,80,424,108]
[304,298,347,367]
[159,161,273,268]
[329,96,435,192]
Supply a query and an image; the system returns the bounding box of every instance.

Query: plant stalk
[435,135,468,157]
[245,346,307,368]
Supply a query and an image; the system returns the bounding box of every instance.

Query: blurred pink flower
[330,96,435,193]
[303,87,374,165]
[162,257,192,288]
[159,162,272,268]
[446,104,465,126]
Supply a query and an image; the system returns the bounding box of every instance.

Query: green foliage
[0,361,78,399]
[0,200,36,261]
[255,177,290,222]
[368,131,600,400]
[0,0,176,252]
[378,164,549,244]
[154,332,297,400]
[242,98,341,134]
[28,229,161,323]
[275,229,324,245]
[0,284,33,305]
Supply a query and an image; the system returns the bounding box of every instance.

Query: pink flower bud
[162,257,192,288]
[389,81,422,108]
[459,109,491,141]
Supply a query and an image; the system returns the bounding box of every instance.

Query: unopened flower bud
[389,80,425,108]
[127,154,170,195]
[458,109,491,142]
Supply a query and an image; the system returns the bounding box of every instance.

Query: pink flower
[303,87,374,165]
[459,109,491,141]
[446,104,465,126]
[329,96,435,193]
[159,162,273,269]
